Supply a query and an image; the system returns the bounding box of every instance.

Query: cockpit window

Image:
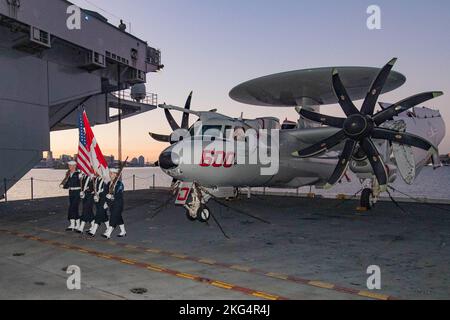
[224,125,233,139]
[202,125,222,138]
[189,125,196,136]
[233,126,246,141]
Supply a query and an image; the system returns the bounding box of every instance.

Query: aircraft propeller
[149,91,193,144]
[292,58,443,191]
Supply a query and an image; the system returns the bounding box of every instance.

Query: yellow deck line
[358,290,390,300]
[146,266,163,272]
[176,273,197,280]
[252,292,279,300]
[120,259,136,265]
[230,265,251,272]
[211,281,233,290]
[146,249,161,253]
[308,281,335,289]
[198,259,216,265]
[266,272,289,280]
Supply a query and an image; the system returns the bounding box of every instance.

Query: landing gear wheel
[197,206,211,223]
[361,188,373,210]
[185,209,196,221]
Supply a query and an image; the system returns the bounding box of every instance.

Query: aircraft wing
[159,104,252,129]
[159,104,217,117]
[281,127,344,158]
[283,127,342,146]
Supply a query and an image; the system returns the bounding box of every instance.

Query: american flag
[77,110,110,180]
[77,111,95,176]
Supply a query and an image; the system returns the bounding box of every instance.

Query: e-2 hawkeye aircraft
[149,58,445,222]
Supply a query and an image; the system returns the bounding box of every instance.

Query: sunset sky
[51,0,450,161]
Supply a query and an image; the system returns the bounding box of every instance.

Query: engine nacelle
[350,159,397,183]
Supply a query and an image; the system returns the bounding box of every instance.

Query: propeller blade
[374,91,443,125]
[181,91,193,130]
[300,109,345,128]
[332,69,360,116]
[324,139,357,189]
[360,58,397,116]
[149,132,170,143]
[372,128,438,153]
[165,109,180,131]
[378,102,392,110]
[292,130,346,158]
[361,138,388,190]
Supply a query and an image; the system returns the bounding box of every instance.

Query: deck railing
[112,91,158,106]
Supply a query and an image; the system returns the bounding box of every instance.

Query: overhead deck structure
[0,0,163,196]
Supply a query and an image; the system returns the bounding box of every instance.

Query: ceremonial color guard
[88,173,110,237]
[61,161,81,231]
[76,173,95,233]
[103,168,126,239]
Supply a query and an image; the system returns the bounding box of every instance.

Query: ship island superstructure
[0,0,163,197]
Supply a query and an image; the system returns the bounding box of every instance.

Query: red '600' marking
[200,150,234,168]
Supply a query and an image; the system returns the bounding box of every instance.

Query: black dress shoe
[75,230,83,234]
[87,232,95,237]
[117,234,127,238]
[65,228,74,232]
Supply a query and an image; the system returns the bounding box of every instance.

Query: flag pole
[117,63,122,163]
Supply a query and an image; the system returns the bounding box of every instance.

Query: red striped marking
[0,229,287,300]
[29,227,398,300]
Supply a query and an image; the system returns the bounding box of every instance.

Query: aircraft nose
[159,151,180,170]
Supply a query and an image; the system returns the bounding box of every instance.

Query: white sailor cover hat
[68,161,77,166]
[110,168,119,174]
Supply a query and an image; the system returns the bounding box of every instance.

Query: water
[3,166,450,202]
[4,168,173,202]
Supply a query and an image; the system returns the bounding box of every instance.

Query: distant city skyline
[51,0,450,160]
[49,149,152,163]
[36,152,153,169]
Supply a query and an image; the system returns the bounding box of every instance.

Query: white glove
[80,191,85,199]
[103,203,109,210]
[59,184,64,189]
[106,194,114,201]
[94,195,99,203]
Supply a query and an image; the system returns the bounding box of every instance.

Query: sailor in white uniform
[61,161,81,231]
[87,173,110,237]
[103,168,126,239]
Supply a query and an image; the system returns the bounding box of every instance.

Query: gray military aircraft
[149,59,445,222]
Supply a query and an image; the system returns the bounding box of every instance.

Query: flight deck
[0,189,449,300]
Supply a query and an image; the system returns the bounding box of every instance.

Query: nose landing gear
[197,206,211,222]
[360,188,374,210]
[185,205,211,223]
[185,210,197,221]
[184,184,212,223]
